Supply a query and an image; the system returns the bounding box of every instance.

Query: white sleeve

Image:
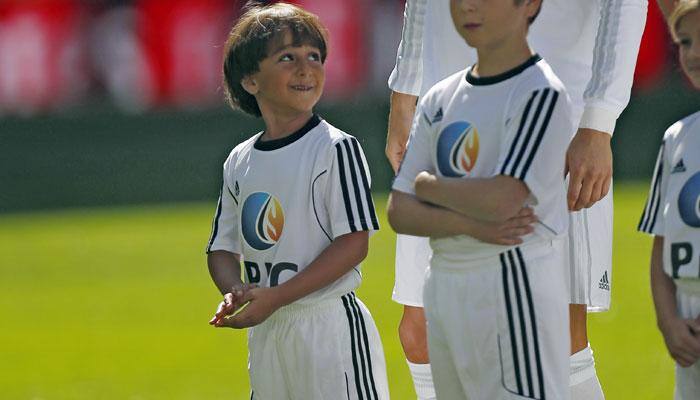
[206,164,241,254]
[580,0,648,135]
[387,0,426,96]
[392,98,436,194]
[325,137,380,238]
[496,87,573,204]
[638,140,668,234]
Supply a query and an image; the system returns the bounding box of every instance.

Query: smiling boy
[388,0,574,398]
[205,3,389,399]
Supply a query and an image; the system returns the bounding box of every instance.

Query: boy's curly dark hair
[222,2,328,117]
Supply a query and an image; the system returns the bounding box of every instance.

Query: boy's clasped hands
[209,283,281,329]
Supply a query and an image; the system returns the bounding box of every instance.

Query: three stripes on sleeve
[500,88,560,181]
[334,137,380,234]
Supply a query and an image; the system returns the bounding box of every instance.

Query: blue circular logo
[241,192,285,250]
[678,171,700,227]
[436,121,479,177]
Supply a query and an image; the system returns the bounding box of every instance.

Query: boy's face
[450,0,537,51]
[243,30,325,117]
[677,9,700,89]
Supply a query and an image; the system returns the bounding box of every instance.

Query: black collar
[254,114,322,151]
[466,54,542,86]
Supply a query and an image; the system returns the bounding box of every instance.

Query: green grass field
[0,183,673,399]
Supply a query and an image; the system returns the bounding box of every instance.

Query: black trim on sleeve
[638,142,665,233]
[518,90,559,180]
[466,54,542,86]
[350,138,380,230]
[206,188,224,253]
[254,114,321,151]
[335,143,358,233]
[500,88,559,180]
[343,140,369,231]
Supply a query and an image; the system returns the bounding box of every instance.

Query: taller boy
[206,3,389,399]
[389,0,574,398]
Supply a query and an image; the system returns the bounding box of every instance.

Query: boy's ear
[241,76,259,95]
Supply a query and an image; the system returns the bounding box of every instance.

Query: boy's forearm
[650,236,678,330]
[387,190,476,237]
[272,231,369,307]
[415,174,530,222]
[207,250,243,295]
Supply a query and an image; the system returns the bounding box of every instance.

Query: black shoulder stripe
[500,91,539,175]
[638,143,665,233]
[342,139,369,231]
[518,90,559,180]
[206,188,223,253]
[335,143,358,233]
[507,89,551,177]
[350,138,380,230]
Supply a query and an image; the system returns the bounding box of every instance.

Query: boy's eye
[279,53,294,61]
[308,52,321,62]
[678,37,692,47]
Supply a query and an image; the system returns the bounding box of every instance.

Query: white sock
[407,360,436,400]
[570,344,605,400]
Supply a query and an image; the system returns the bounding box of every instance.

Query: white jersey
[392,56,574,264]
[207,115,380,304]
[639,111,700,281]
[388,0,647,133]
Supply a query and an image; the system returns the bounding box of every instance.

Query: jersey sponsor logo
[436,121,479,177]
[672,158,686,174]
[678,171,700,227]
[241,192,285,250]
[598,271,610,291]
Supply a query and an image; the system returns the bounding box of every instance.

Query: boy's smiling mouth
[291,85,314,91]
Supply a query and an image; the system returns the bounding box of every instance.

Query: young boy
[205,3,389,399]
[639,2,700,397]
[387,0,574,398]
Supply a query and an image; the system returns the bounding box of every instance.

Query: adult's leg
[394,234,435,400]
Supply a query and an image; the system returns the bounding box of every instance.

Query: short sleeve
[206,164,241,254]
[638,141,668,235]
[325,137,380,238]
[392,99,436,195]
[495,88,573,204]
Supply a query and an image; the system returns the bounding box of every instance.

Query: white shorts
[423,240,570,400]
[393,191,613,312]
[673,283,700,400]
[248,293,390,400]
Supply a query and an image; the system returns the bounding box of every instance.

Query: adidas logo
[672,159,686,174]
[598,271,610,291]
[432,107,443,123]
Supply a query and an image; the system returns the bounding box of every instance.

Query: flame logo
[242,192,285,250]
[436,121,480,177]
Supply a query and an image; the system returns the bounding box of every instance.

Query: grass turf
[0,183,672,399]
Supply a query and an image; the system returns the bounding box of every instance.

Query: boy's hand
[469,207,537,246]
[214,287,283,329]
[659,316,700,367]
[208,283,255,326]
